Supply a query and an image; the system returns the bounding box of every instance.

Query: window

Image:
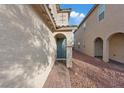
[99,11,104,21]
[97,4,105,21]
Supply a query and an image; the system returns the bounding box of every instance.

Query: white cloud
[77,13,85,22]
[70,11,85,18]
[70,11,85,25]
[79,13,85,18]
[70,11,79,18]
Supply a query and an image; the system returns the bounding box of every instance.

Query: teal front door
[57,38,66,58]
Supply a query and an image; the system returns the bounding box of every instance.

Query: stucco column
[66,46,72,68]
[103,39,109,62]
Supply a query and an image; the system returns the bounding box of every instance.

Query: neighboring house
[48,4,77,67]
[0,4,76,88]
[74,4,124,63]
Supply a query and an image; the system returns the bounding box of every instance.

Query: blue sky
[60,4,94,25]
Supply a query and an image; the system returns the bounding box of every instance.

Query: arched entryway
[108,33,124,63]
[94,37,103,59]
[55,33,67,60]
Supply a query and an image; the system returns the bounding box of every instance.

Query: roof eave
[74,4,99,33]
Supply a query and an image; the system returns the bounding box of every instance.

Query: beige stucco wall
[74,4,124,63]
[0,5,56,88]
[48,5,69,26]
[74,25,85,52]
[56,13,69,26]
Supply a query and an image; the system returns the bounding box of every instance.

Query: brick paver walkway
[43,61,71,88]
[43,50,124,88]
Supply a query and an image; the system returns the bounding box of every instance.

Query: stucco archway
[108,32,124,63]
[94,37,103,59]
[54,33,67,60]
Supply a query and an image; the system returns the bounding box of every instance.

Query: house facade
[0,5,76,87]
[74,4,124,63]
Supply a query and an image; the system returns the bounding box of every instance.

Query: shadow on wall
[0,5,56,87]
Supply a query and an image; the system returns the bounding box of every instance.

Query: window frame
[97,4,105,21]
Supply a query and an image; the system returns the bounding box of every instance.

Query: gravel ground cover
[69,50,124,88]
